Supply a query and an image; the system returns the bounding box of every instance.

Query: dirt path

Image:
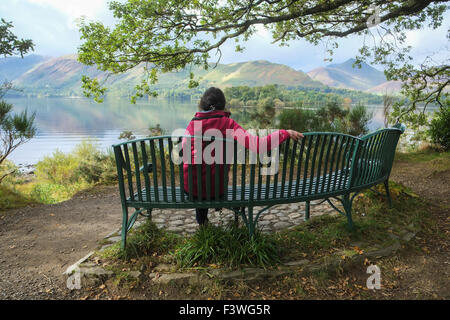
[0,186,122,299]
[390,157,450,208]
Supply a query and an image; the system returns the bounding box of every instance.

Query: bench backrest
[112,126,404,206]
[350,124,405,189]
[113,132,360,205]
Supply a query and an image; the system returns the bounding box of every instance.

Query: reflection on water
[6,97,198,165]
[6,97,389,166]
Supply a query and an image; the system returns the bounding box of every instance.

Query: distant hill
[307,58,388,91]
[200,60,321,87]
[0,54,50,81]
[2,54,402,98]
[367,80,403,94]
[5,55,323,97]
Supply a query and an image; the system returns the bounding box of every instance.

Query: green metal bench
[113,124,405,248]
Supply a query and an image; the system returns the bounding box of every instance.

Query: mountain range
[0,54,401,97]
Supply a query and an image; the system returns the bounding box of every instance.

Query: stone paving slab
[149,200,342,235]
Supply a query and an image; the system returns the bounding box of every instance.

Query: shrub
[0,159,20,185]
[74,142,117,184]
[32,140,117,203]
[346,103,372,136]
[278,108,318,131]
[35,150,79,184]
[30,181,88,204]
[278,102,371,136]
[428,105,450,151]
[118,130,135,141]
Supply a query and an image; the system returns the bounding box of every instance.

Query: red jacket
[182,110,290,198]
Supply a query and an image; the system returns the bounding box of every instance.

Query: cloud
[2,1,448,71]
[26,0,106,29]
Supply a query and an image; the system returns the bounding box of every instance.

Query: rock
[288,213,301,219]
[104,229,120,239]
[154,264,173,272]
[220,270,244,280]
[273,221,291,229]
[152,273,197,285]
[170,220,184,226]
[283,259,310,267]
[166,226,183,232]
[106,236,121,243]
[75,266,114,287]
[128,271,143,280]
[64,251,94,275]
[402,232,416,242]
[366,241,401,258]
[100,244,113,251]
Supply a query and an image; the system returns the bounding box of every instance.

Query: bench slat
[131,142,143,202]
[149,140,159,202]
[123,144,135,201]
[167,139,177,203]
[158,139,168,202]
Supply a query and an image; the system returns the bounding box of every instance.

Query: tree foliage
[78,0,448,125]
[0,18,35,183]
[428,102,450,151]
[279,101,372,136]
[0,18,34,58]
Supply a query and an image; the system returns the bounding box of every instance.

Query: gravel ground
[0,186,122,299]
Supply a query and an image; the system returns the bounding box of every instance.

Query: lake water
[5,97,388,167]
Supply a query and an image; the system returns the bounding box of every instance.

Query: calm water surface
[6,97,198,166]
[6,97,388,166]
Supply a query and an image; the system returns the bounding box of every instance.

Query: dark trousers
[185,191,210,225]
[196,208,209,225]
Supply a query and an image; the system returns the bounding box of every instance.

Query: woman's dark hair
[198,87,226,111]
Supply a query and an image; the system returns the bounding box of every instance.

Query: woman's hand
[286,129,304,141]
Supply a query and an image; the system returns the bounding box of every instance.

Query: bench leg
[342,194,354,230]
[247,206,256,237]
[384,179,392,207]
[234,208,241,226]
[305,201,310,221]
[121,206,129,249]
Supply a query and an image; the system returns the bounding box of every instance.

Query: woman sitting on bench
[183,87,304,226]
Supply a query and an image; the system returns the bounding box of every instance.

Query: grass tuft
[175,223,280,268]
[120,219,180,260]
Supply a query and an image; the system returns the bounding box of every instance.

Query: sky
[1,0,449,72]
